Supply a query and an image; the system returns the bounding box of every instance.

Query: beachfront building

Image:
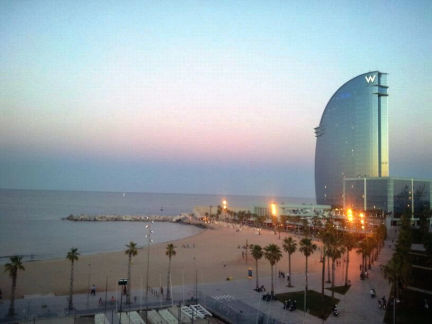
[253,203,331,222]
[315,71,389,207]
[344,177,432,231]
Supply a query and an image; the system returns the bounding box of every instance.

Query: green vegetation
[342,231,356,286]
[325,284,351,295]
[250,244,263,290]
[275,290,339,319]
[383,213,412,299]
[4,255,25,316]
[66,248,79,311]
[264,244,282,295]
[125,241,138,304]
[165,243,176,301]
[282,237,297,287]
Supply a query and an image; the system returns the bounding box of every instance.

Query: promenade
[0,241,393,324]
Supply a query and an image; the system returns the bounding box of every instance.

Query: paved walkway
[326,242,393,324]
[0,241,394,323]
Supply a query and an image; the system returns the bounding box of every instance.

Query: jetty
[63,213,208,228]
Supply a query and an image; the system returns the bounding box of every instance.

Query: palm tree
[299,238,317,296]
[250,244,263,290]
[356,239,368,274]
[327,243,344,298]
[4,256,25,316]
[300,238,317,313]
[165,243,176,301]
[342,232,356,286]
[282,237,297,287]
[319,222,334,294]
[66,248,80,311]
[125,241,138,304]
[264,244,282,296]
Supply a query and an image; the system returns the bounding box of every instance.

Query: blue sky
[1,0,431,197]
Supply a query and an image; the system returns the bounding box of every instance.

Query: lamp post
[144,218,154,323]
[222,199,227,221]
[270,203,278,238]
[144,218,154,300]
[86,262,91,308]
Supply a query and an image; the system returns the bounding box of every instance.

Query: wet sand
[0,223,327,298]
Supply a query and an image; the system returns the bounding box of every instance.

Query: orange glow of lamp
[347,208,353,223]
[222,199,227,210]
[270,203,277,217]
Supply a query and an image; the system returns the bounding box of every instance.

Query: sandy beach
[0,223,334,299]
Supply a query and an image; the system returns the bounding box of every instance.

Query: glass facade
[315,71,389,206]
[344,177,432,219]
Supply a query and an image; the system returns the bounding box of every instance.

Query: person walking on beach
[91,284,96,295]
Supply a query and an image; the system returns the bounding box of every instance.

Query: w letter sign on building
[365,75,376,83]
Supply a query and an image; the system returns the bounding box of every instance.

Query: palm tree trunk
[288,253,292,287]
[8,273,17,316]
[255,259,259,290]
[305,255,309,313]
[68,261,74,310]
[321,248,326,295]
[270,264,274,295]
[363,254,366,273]
[166,256,172,301]
[331,258,335,298]
[305,256,309,291]
[345,249,350,286]
[127,254,131,304]
[327,255,331,283]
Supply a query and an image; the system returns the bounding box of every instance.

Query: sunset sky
[1,1,431,197]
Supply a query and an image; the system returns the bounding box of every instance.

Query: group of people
[377,296,387,309]
[283,299,297,311]
[262,293,275,301]
[254,285,266,292]
[181,243,195,248]
[278,271,287,279]
[332,304,339,316]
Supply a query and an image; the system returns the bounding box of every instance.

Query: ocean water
[0,189,313,262]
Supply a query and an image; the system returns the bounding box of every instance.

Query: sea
[0,189,313,263]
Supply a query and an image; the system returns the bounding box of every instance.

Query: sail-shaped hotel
[314,72,431,229]
[315,71,389,207]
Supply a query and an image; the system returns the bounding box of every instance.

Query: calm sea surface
[0,189,313,262]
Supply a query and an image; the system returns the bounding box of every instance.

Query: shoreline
[0,222,208,265]
[0,222,329,299]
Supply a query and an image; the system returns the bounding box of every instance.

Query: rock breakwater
[63,213,208,228]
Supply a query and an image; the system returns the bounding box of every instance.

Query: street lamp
[347,208,353,223]
[144,218,154,323]
[270,203,280,238]
[360,212,365,231]
[222,199,227,221]
[144,219,154,300]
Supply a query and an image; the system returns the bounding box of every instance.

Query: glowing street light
[270,203,281,238]
[347,208,353,223]
[222,199,227,210]
[270,203,277,217]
